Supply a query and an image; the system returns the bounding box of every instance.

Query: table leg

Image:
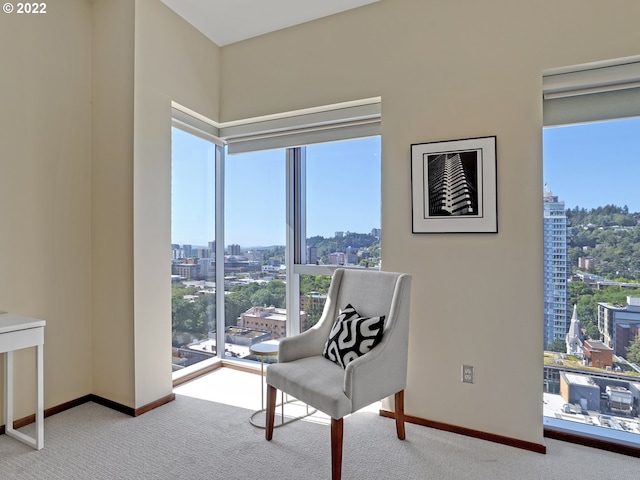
[259,355,264,411]
[3,348,44,450]
[4,350,14,436]
[35,343,44,449]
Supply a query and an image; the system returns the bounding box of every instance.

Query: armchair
[265,268,412,480]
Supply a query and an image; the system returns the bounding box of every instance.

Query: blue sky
[543,116,640,212]
[172,131,381,247]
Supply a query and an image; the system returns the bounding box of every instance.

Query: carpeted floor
[0,369,638,479]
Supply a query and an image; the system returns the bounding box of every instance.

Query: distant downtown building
[543,188,569,348]
[427,153,477,216]
[598,296,640,358]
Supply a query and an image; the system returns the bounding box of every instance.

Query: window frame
[542,57,640,450]
[170,114,225,380]
[171,99,381,366]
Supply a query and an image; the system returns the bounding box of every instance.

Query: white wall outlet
[462,365,474,384]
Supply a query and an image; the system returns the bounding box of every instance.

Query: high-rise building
[228,244,241,255]
[543,188,569,348]
[306,246,318,264]
[427,153,478,216]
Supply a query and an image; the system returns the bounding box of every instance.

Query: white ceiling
[160,0,380,47]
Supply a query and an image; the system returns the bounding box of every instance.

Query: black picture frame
[411,136,497,233]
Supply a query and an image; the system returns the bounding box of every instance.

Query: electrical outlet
[462,365,474,384]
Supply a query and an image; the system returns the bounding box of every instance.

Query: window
[293,137,382,333]
[542,56,640,448]
[170,99,381,367]
[170,125,220,375]
[225,148,288,341]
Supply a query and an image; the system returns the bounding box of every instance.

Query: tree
[569,281,594,305]
[546,338,566,353]
[584,320,600,340]
[300,274,331,295]
[626,335,640,365]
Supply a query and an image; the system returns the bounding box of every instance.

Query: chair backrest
[332,269,405,327]
[318,268,411,353]
[305,269,411,368]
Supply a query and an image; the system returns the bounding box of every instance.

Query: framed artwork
[411,136,497,233]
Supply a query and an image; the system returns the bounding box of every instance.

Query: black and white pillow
[323,303,385,369]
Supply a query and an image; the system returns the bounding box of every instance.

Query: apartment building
[543,189,569,348]
[598,297,640,357]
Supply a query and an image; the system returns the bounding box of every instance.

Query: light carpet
[0,391,638,479]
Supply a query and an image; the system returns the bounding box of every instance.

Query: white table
[0,313,45,450]
[248,340,315,428]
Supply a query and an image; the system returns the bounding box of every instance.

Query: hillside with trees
[306,232,380,264]
[564,205,640,345]
[567,204,640,282]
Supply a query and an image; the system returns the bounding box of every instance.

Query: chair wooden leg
[395,390,406,440]
[265,384,277,440]
[331,417,343,480]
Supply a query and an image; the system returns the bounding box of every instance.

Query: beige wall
[0,0,220,417]
[132,0,220,407]
[219,0,640,445]
[0,0,93,419]
[91,0,136,408]
[91,0,221,408]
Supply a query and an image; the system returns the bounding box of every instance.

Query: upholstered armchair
[265,268,412,480]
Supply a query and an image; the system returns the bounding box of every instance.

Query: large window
[226,137,382,343]
[542,57,640,448]
[303,137,381,267]
[225,149,287,342]
[171,99,382,368]
[293,137,382,333]
[170,126,219,373]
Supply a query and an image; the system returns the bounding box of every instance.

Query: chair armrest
[343,339,408,412]
[278,327,328,363]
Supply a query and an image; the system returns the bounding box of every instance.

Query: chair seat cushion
[323,304,385,369]
[266,356,352,419]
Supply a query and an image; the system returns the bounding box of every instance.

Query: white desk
[0,313,45,450]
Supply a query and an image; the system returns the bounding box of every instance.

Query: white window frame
[172,98,381,358]
[542,56,640,447]
[170,107,226,370]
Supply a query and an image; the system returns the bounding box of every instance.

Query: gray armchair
[265,268,412,480]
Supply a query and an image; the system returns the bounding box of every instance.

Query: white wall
[0,0,221,417]
[132,0,220,408]
[0,0,93,418]
[219,0,640,445]
[91,0,221,408]
[91,0,136,408]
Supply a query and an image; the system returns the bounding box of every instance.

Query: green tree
[583,320,600,340]
[569,281,594,305]
[300,274,331,295]
[547,338,566,353]
[626,335,640,364]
